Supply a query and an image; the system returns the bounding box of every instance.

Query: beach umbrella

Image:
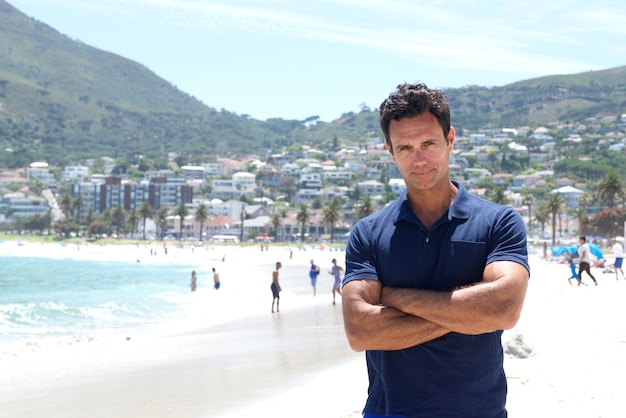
[551,245,574,256]
[588,242,603,259]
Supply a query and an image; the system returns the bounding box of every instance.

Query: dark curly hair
[379,83,451,149]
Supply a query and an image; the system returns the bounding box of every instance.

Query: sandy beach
[2,241,626,417]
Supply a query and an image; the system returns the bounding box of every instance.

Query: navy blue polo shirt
[344,181,529,418]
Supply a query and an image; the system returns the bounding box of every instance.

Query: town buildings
[2,117,626,241]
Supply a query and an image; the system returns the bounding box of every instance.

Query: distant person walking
[271,261,282,313]
[329,258,344,305]
[309,259,320,296]
[578,236,598,286]
[610,239,625,280]
[190,270,197,292]
[212,267,221,289]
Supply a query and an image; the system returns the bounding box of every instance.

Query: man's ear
[385,141,395,162]
[448,126,456,149]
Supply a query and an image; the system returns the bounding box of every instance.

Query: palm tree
[194,203,209,241]
[156,206,170,240]
[110,205,127,238]
[271,213,282,242]
[349,186,362,206]
[357,196,375,219]
[296,204,311,243]
[239,204,246,243]
[534,203,551,240]
[578,192,593,210]
[60,194,73,217]
[322,199,341,243]
[127,209,139,239]
[84,208,95,238]
[72,195,84,223]
[44,206,53,236]
[172,202,189,240]
[138,201,155,240]
[547,194,566,246]
[576,192,592,235]
[596,170,625,208]
[521,192,534,229]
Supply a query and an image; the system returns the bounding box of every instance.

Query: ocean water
[0,244,334,356]
[0,255,205,347]
[0,248,282,354]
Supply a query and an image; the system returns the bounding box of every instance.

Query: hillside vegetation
[1,0,626,168]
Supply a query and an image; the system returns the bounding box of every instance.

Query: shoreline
[3,241,626,417]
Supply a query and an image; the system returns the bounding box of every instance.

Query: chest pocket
[444,240,488,288]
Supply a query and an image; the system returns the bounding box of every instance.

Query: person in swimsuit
[213,267,221,290]
[190,270,197,292]
[271,262,282,313]
[329,258,344,305]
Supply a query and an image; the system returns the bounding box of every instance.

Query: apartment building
[71,176,193,218]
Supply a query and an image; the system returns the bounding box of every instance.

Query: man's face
[385,112,454,194]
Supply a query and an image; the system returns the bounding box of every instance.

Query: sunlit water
[0,242,342,356]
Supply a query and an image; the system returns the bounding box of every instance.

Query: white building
[181,165,205,180]
[232,172,256,191]
[357,180,385,196]
[298,173,323,189]
[388,178,407,195]
[203,163,224,177]
[27,166,57,188]
[0,192,47,220]
[323,170,353,183]
[551,186,585,209]
[62,166,90,183]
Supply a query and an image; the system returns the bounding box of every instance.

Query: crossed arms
[342,260,529,352]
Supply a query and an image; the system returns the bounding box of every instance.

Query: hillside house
[0,192,47,220]
[551,186,585,209]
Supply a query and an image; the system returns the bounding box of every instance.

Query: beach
[2,240,626,417]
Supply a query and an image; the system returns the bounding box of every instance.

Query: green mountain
[0,0,300,167]
[446,66,626,129]
[1,0,625,169]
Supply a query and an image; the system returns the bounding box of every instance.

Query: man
[271,261,282,313]
[342,83,530,418]
[578,236,598,286]
[309,259,320,296]
[610,238,625,280]
[212,267,221,290]
[189,270,197,292]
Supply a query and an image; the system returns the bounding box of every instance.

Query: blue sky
[9,0,626,122]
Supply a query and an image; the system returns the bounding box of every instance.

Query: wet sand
[3,303,364,418]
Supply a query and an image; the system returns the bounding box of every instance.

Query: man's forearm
[343,299,449,351]
[381,281,523,334]
[381,261,529,334]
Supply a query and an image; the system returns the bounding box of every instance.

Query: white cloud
[33,0,626,79]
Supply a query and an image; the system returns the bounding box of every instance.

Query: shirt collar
[394,180,472,225]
